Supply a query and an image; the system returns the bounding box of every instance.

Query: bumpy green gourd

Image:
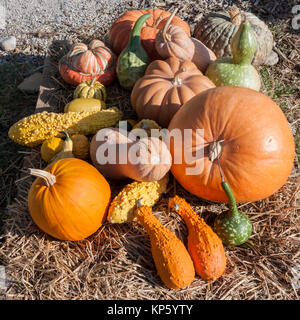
[116,13,151,90]
[213,168,252,246]
[205,14,261,91]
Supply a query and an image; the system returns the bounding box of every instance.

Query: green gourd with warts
[205,14,261,91]
[213,160,252,246]
[117,13,151,90]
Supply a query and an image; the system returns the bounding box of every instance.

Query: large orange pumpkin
[168,86,295,203]
[131,57,215,127]
[28,158,111,241]
[109,9,190,61]
[59,40,117,86]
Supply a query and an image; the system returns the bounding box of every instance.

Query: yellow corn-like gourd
[107,174,169,224]
[8,107,123,147]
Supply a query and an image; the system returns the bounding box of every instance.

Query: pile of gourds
[8,5,295,290]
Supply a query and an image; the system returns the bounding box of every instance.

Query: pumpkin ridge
[65,176,106,232]
[142,85,170,120]
[48,182,76,239]
[200,20,229,45]
[135,80,170,117]
[206,21,234,51]
[215,23,236,54]
[33,181,71,240]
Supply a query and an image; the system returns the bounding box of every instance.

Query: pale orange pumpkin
[168,86,295,203]
[59,40,117,86]
[90,128,171,182]
[131,57,215,128]
[155,9,216,72]
[28,158,111,241]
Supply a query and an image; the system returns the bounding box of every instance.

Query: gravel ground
[0,0,137,58]
[0,0,297,60]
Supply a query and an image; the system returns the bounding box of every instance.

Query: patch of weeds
[260,67,297,101]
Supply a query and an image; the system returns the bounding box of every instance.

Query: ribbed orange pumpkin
[28,158,111,241]
[168,86,295,203]
[59,40,117,86]
[131,57,215,127]
[109,9,190,61]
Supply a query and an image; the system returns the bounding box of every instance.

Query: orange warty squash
[28,158,111,241]
[135,203,195,289]
[169,196,226,280]
[131,57,215,127]
[59,40,117,86]
[109,9,190,61]
[168,86,295,203]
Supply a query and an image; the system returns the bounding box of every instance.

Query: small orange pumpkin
[131,57,215,127]
[28,158,111,241]
[59,40,117,86]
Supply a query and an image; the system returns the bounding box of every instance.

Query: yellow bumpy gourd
[107,174,169,223]
[8,107,123,147]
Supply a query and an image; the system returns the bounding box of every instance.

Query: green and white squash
[73,77,107,101]
[205,14,261,91]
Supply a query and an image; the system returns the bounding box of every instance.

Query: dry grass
[0,0,300,300]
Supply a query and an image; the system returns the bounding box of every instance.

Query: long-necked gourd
[117,13,151,90]
[205,14,261,91]
[213,159,252,246]
[169,196,226,280]
[49,131,74,163]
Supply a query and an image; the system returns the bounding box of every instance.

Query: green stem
[129,13,151,46]
[221,181,239,216]
[216,145,238,217]
[59,130,71,141]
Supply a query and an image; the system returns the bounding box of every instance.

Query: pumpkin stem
[59,131,71,141]
[215,145,238,214]
[153,14,163,28]
[227,5,242,26]
[208,140,224,163]
[172,67,186,85]
[90,77,97,87]
[29,168,56,187]
[162,8,178,42]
